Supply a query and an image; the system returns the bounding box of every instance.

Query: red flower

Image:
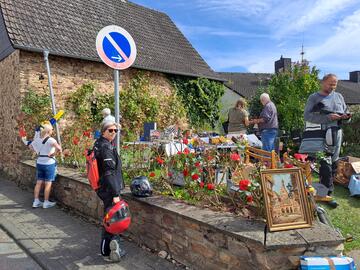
[183,169,189,177]
[246,195,254,203]
[149,172,156,178]
[83,130,91,138]
[230,153,241,161]
[122,145,129,149]
[195,161,201,167]
[168,172,173,177]
[284,163,294,168]
[183,148,190,155]
[199,182,205,188]
[177,151,182,155]
[239,179,251,191]
[191,174,199,181]
[183,138,189,145]
[207,183,215,190]
[156,156,165,165]
[207,155,214,161]
[72,136,80,145]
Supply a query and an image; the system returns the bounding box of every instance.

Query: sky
[131,0,360,79]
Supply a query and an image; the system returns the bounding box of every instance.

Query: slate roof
[218,72,272,99]
[337,80,360,105]
[0,0,221,80]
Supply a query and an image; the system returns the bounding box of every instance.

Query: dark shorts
[36,163,56,181]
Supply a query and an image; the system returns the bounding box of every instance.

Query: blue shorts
[36,163,56,182]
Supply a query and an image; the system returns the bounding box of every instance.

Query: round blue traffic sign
[96,25,137,70]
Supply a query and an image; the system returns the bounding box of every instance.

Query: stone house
[0,0,221,179]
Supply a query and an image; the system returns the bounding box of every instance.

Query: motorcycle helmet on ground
[103,200,131,234]
[130,176,153,197]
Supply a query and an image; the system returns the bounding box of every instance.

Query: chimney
[275,56,291,73]
[349,71,360,83]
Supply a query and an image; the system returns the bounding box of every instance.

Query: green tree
[249,63,320,135]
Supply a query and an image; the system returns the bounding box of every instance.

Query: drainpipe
[43,50,63,162]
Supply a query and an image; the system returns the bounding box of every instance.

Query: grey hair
[101,120,117,133]
[260,93,270,102]
[322,73,337,81]
[101,108,111,116]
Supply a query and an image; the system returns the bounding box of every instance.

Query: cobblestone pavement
[0,226,42,270]
[0,177,182,270]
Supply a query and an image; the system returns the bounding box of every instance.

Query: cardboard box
[335,156,360,185]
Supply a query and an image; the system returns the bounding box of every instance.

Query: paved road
[0,177,183,270]
[0,227,42,270]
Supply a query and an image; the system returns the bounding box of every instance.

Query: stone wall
[0,50,22,179]
[18,161,345,270]
[0,49,175,179]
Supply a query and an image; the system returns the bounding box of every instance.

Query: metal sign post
[43,50,63,161]
[114,69,120,154]
[96,25,137,154]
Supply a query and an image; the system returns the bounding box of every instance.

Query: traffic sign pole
[114,69,120,154]
[96,25,136,155]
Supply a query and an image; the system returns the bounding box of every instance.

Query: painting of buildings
[261,168,312,231]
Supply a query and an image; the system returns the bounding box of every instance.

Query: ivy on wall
[169,76,225,129]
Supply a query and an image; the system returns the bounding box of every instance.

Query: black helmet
[130,176,153,197]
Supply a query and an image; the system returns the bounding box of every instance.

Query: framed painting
[260,168,312,232]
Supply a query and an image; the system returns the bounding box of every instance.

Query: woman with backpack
[94,120,125,262]
[31,123,62,209]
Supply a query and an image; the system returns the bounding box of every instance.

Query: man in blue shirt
[304,74,351,199]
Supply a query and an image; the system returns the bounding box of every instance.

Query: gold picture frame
[260,168,312,232]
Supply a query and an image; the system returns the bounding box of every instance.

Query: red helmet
[103,200,131,234]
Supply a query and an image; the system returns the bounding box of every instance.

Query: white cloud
[177,24,269,38]
[193,0,273,16]
[307,9,360,74]
[272,0,359,38]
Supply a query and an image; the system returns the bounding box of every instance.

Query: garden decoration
[18,109,65,146]
[260,168,312,232]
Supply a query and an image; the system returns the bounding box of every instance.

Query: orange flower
[156,156,165,165]
[149,172,156,178]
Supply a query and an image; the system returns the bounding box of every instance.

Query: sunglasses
[107,129,118,133]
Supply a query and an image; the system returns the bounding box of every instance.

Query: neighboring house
[0,0,221,178]
[336,71,360,106]
[219,58,360,113]
[218,72,272,117]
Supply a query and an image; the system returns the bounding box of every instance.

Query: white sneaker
[43,201,56,209]
[109,239,126,262]
[32,200,43,208]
